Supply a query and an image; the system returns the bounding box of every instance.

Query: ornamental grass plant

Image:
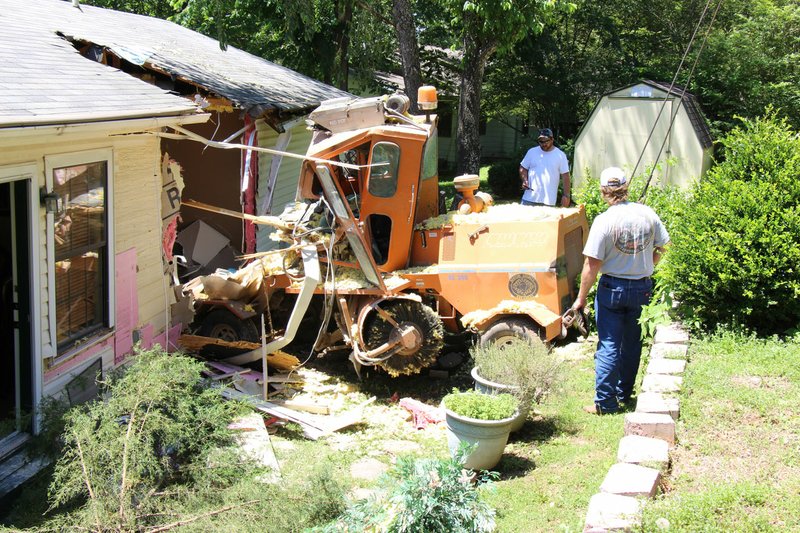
[471,338,562,405]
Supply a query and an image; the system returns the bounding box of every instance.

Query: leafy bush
[47,348,254,529]
[487,159,522,200]
[316,447,497,533]
[660,112,800,334]
[471,338,561,404]
[443,390,518,420]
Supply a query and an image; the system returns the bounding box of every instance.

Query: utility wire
[629,0,719,187]
[638,0,724,201]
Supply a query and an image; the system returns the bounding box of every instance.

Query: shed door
[605,98,674,177]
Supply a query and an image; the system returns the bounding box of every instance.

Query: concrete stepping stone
[649,343,688,360]
[646,358,687,375]
[624,412,676,444]
[641,374,683,393]
[635,392,680,420]
[600,463,661,497]
[584,492,642,532]
[617,435,670,469]
[653,324,689,344]
[350,457,388,481]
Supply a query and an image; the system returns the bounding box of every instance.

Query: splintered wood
[179,334,300,371]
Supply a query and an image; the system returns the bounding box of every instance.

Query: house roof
[0,0,351,129]
[0,0,202,128]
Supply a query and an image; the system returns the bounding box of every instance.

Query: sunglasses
[538,138,552,145]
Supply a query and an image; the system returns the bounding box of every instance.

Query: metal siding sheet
[254,120,311,252]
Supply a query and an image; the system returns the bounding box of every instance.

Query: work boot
[582,404,604,415]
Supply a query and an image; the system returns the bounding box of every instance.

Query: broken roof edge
[0,111,210,140]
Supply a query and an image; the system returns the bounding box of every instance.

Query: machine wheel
[198,309,260,343]
[479,317,543,348]
[362,299,444,377]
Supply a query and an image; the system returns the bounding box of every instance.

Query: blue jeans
[593,275,653,413]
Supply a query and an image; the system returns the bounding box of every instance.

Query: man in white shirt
[571,167,670,415]
[519,128,571,207]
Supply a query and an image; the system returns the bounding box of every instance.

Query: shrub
[471,338,561,404]
[487,159,522,200]
[316,447,497,532]
[47,348,254,529]
[660,112,800,334]
[442,390,518,420]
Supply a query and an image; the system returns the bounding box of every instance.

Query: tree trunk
[391,0,422,111]
[456,17,495,175]
[334,0,353,91]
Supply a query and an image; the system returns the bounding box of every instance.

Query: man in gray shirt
[571,167,670,415]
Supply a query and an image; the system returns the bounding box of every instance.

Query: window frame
[45,149,115,359]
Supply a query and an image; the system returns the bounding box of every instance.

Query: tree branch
[145,500,261,532]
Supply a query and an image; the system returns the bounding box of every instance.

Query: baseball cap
[537,128,553,139]
[600,167,627,187]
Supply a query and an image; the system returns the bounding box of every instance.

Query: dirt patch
[730,374,792,390]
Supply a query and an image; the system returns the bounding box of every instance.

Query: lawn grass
[10,330,798,531]
[642,331,800,531]
[487,339,626,531]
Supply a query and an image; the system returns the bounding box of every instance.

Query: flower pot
[471,366,530,432]
[443,407,515,470]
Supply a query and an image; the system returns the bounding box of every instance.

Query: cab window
[421,130,438,181]
[368,142,400,198]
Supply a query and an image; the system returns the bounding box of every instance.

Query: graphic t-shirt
[583,202,670,279]
[519,146,569,205]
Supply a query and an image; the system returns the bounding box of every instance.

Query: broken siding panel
[255,120,311,252]
[112,137,170,333]
[42,347,114,399]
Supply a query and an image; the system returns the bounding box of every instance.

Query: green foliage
[443,390,518,421]
[695,0,800,138]
[486,159,522,200]
[574,162,686,229]
[316,447,497,533]
[46,348,253,529]
[660,112,800,334]
[637,282,673,341]
[471,338,562,404]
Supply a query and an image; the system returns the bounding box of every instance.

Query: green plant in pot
[471,337,562,431]
[442,389,519,470]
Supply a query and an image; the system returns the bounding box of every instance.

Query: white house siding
[0,131,173,398]
[255,119,312,252]
[113,136,172,333]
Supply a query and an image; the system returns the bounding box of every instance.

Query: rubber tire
[479,317,542,348]
[198,309,260,343]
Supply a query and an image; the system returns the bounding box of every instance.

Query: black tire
[198,309,260,343]
[479,317,543,348]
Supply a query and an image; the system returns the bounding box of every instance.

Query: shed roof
[0,0,350,128]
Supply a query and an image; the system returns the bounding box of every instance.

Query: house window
[52,160,109,351]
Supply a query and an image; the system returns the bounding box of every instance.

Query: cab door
[359,134,425,272]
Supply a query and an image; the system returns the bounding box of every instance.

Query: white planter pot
[444,407,515,470]
[471,366,530,432]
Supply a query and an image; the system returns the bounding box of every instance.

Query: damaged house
[0,0,347,479]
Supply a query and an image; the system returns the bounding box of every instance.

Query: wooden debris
[271,398,331,415]
[222,388,371,440]
[179,335,300,371]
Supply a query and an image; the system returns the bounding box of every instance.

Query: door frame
[0,163,42,438]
